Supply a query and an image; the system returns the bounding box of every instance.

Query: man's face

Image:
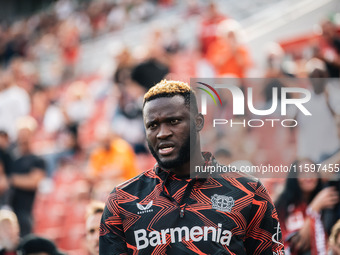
[143,96,195,170]
[322,21,336,41]
[17,128,32,153]
[86,213,101,255]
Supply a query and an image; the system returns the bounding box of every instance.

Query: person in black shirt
[0,130,13,207]
[8,118,46,237]
[100,80,284,254]
[316,20,340,77]
[0,131,12,176]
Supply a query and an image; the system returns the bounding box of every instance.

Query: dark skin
[143,95,205,176]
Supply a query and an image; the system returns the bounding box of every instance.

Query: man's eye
[149,123,158,129]
[170,119,179,125]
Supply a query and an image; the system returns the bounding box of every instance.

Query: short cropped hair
[143,80,198,114]
[85,201,105,220]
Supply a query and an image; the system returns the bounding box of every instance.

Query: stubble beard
[147,129,197,170]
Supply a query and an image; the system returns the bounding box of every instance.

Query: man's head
[0,210,20,251]
[85,201,105,255]
[16,116,37,154]
[143,80,204,172]
[143,80,199,113]
[17,234,65,255]
[207,1,219,19]
[305,58,328,94]
[321,19,337,42]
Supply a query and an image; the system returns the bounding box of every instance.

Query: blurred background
[0,0,340,254]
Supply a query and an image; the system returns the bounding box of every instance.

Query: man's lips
[158,143,175,156]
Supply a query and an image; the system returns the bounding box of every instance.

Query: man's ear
[195,113,204,132]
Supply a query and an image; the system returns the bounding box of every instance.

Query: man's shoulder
[222,170,259,185]
[211,163,259,182]
[221,170,258,182]
[208,164,263,193]
[114,168,158,192]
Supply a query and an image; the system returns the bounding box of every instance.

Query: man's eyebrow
[145,119,157,125]
[166,116,182,120]
[145,115,183,125]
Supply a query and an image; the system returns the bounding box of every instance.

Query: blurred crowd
[0,0,340,254]
[0,0,172,87]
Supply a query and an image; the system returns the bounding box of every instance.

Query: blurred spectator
[0,70,30,141]
[321,113,340,163]
[0,209,20,254]
[0,23,28,67]
[110,83,146,148]
[0,161,8,205]
[63,81,94,126]
[68,8,92,41]
[214,147,233,165]
[131,29,170,90]
[30,86,52,128]
[113,44,152,147]
[9,59,38,95]
[89,124,138,186]
[54,0,75,21]
[0,131,12,206]
[57,20,80,78]
[9,116,46,237]
[206,19,252,78]
[275,159,339,255]
[42,97,65,136]
[329,220,340,255]
[316,19,340,77]
[17,234,65,255]
[129,0,156,23]
[289,58,339,162]
[185,0,201,17]
[198,1,227,57]
[163,26,183,55]
[319,113,340,235]
[114,46,136,87]
[106,3,127,31]
[43,123,81,177]
[31,33,64,87]
[0,0,166,75]
[0,131,11,161]
[251,79,295,168]
[132,58,169,89]
[85,201,104,255]
[264,42,285,78]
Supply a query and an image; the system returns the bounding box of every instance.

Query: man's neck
[170,151,205,177]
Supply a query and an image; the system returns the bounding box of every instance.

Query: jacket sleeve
[99,188,129,254]
[244,180,285,255]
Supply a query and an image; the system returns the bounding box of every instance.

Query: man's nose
[157,124,172,139]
